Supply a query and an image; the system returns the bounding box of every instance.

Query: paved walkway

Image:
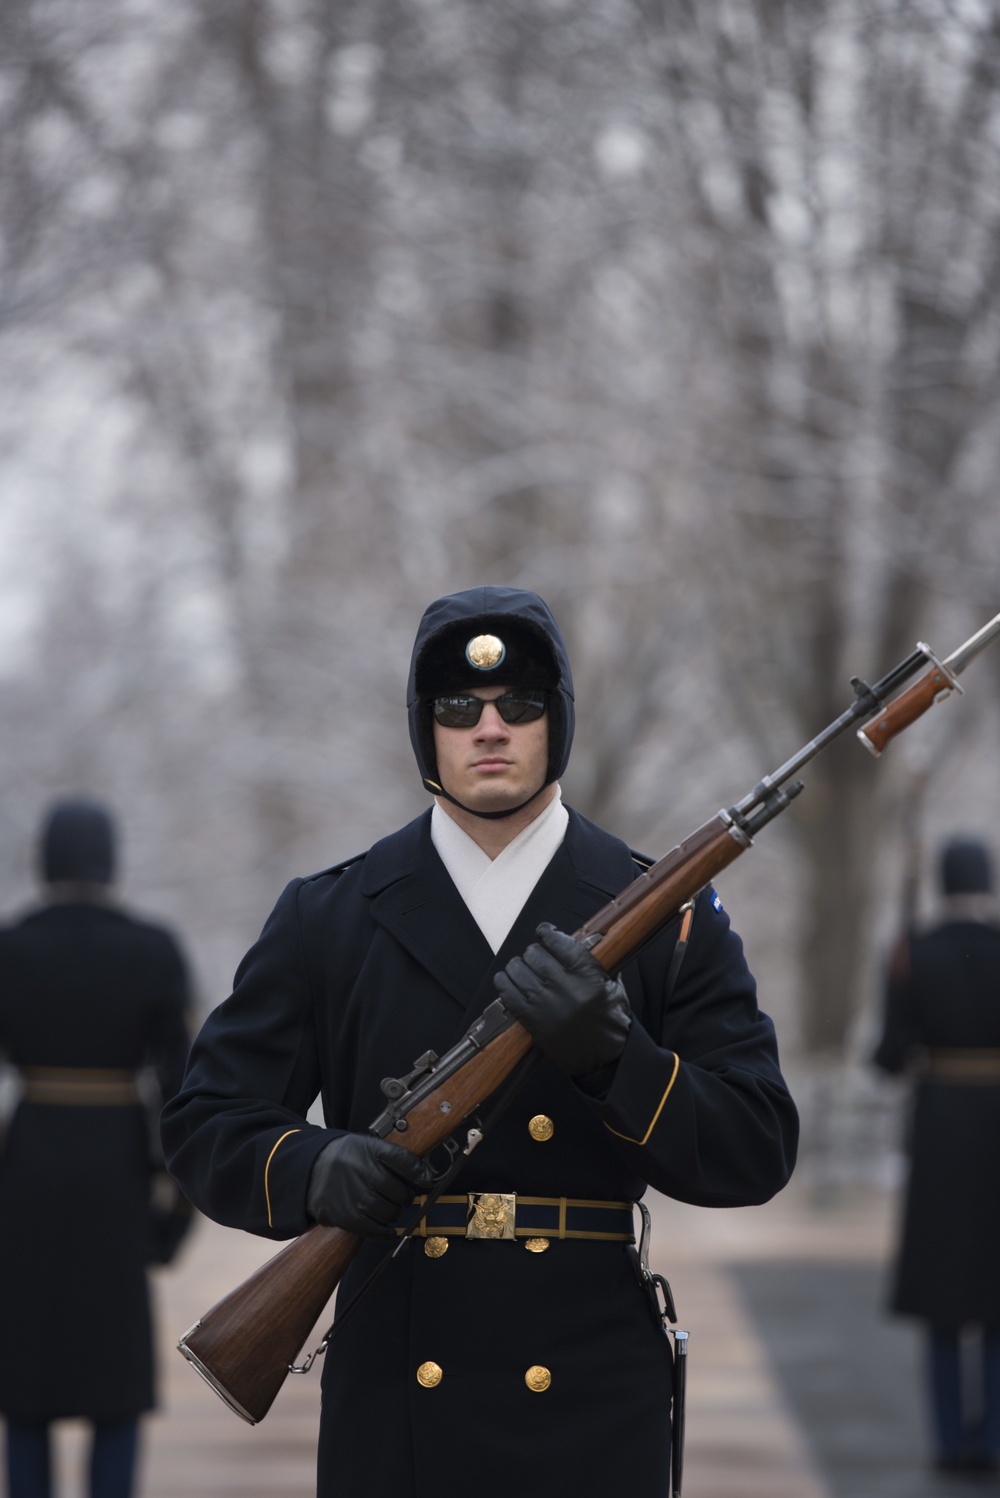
[654,1184,894,1498]
[14,1181,958,1498]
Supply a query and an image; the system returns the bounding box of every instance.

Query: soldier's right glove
[306,1132,435,1237]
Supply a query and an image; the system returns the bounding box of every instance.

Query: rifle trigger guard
[425,1108,486,1182]
[428,1134,461,1181]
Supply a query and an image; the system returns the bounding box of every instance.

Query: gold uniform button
[525,1365,552,1392]
[416,1361,443,1388]
[528,1113,554,1142]
[424,1236,449,1258]
[525,1237,550,1253]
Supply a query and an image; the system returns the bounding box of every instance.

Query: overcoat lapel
[361,806,639,1022]
[362,812,494,1011]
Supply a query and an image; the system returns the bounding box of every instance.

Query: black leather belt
[400,1193,635,1242]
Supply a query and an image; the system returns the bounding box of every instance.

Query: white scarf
[431,789,569,954]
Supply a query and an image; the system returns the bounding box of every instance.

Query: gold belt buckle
[466,1192,516,1240]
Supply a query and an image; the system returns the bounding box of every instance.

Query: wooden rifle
[178,609,1000,1424]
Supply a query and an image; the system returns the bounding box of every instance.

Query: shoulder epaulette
[301,851,367,885]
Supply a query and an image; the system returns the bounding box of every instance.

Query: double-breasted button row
[416,1362,552,1391]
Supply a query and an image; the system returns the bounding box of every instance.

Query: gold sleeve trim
[605,1051,680,1147]
[264,1129,301,1228]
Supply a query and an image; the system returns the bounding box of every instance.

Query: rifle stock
[179,1020,536,1422]
[179,1221,362,1423]
[179,613,1000,1424]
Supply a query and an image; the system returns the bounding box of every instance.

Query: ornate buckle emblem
[466,1192,516,1240]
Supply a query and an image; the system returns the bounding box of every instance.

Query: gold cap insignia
[466,634,506,671]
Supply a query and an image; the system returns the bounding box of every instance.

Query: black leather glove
[306,1133,435,1237]
[493,922,632,1077]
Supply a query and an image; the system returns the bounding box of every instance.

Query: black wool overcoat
[874,914,1000,1326]
[0,899,191,1419]
[163,808,798,1498]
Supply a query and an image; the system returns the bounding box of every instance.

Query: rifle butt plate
[178,1323,259,1425]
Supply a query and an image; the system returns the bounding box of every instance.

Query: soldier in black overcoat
[0,800,192,1498]
[162,586,799,1498]
[874,835,1000,1474]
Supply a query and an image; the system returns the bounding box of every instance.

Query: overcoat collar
[360,807,637,1015]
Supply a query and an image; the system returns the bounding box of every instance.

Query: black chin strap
[422,777,550,822]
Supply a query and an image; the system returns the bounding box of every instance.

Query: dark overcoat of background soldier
[0,800,192,1498]
[874,835,1000,1473]
[163,587,799,1498]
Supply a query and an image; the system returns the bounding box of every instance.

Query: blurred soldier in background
[163,585,798,1498]
[0,799,193,1498]
[874,835,1000,1475]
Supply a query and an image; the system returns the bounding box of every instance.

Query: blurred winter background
[0,0,998,1184]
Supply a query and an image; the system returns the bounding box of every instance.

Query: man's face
[432,685,549,815]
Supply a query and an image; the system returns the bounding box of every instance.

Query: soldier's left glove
[493,922,632,1077]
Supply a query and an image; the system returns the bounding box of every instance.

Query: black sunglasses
[432,691,548,728]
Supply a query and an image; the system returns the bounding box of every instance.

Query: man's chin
[448,778,541,816]
[462,789,526,815]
